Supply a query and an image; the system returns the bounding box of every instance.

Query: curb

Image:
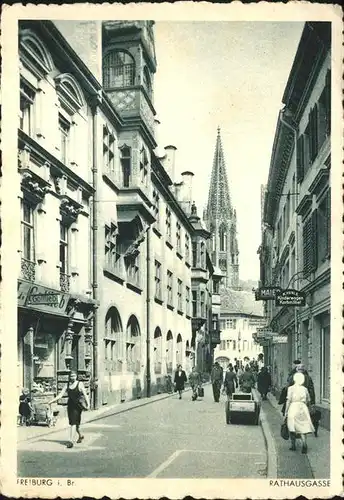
[251,390,278,478]
[19,390,186,444]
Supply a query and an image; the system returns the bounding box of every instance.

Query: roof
[220,288,264,317]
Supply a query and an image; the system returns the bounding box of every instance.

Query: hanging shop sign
[255,328,275,339]
[272,335,288,344]
[18,280,70,315]
[275,289,306,307]
[255,287,281,301]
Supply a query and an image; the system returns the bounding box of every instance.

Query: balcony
[21,258,36,282]
[60,272,70,292]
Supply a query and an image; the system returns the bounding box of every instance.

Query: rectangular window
[20,80,35,136]
[185,285,190,316]
[21,201,35,262]
[200,242,206,269]
[192,241,197,267]
[59,114,70,165]
[317,189,331,263]
[154,260,162,300]
[167,270,173,306]
[152,190,160,229]
[200,291,205,318]
[103,126,116,175]
[177,279,183,311]
[140,148,149,186]
[176,223,182,254]
[125,252,140,286]
[120,146,131,187]
[192,290,198,317]
[309,106,319,163]
[185,234,190,263]
[303,124,311,177]
[105,224,121,273]
[59,222,69,274]
[166,208,172,242]
[303,212,317,277]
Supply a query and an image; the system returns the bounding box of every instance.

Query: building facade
[214,289,264,369]
[16,20,223,411]
[258,22,331,429]
[203,128,239,289]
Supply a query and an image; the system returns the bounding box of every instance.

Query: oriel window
[103,51,135,89]
[21,200,35,261]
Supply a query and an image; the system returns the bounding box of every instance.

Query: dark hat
[293,359,301,365]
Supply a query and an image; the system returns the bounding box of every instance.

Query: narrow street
[18,385,267,478]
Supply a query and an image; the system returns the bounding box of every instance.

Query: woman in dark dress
[49,371,89,448]
[174,364,187,399]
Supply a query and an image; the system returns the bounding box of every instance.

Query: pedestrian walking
[211,362,223,402]
[174,364,187,400]
[239,365,256,393]
[257,366,272,400]
[285,372,314,453]
[223,364,238,401]
[48,371,90,449]
[189,366,201,401]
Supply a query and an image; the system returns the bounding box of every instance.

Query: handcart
[225,391,260,425]
[31,392,59,427]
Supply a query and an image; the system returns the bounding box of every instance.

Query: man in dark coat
[239,365,256,393]
[174,364,187,399]
[257,366,272,400]
[223,364,238,401]
[211,362,223,402]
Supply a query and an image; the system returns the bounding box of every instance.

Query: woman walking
[189,366,201,401]
[49,371,89,448]
[223,364,238,401]
[174,365,187,399]
[285,372,314,453]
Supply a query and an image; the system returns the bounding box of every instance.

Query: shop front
[17,279,97,410]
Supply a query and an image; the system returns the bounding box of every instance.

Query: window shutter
[296,135,304,183]
[309,106,318,163]
[325,70,331,135]
[326,189,331,257]
[311,209,318,271]
[303,217,312,277]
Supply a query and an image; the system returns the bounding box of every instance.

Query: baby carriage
[31,392,59,427]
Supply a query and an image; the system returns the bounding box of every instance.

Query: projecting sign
[255,328,275,339]
[18,280,70,315]
[255,287,281,301]
[275,289,306,307]
[272,335,288,344]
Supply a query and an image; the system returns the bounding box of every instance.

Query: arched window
[126,315,141,373]
[103,50,135,89]
[143,66,152,97]
[153,327,162,374]
[166,331,173,373]
[219,225,227,252]
[104,307,123,373]
[19,29,54,76]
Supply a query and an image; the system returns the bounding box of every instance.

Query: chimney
[173,181,183,202]
[164,145,177,181]
[180,171,194,215]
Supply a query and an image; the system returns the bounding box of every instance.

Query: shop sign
[255,328,275,339]
[272,335,288,344]
[275,289,306,307]
[255,287,281,301]
[248,318,267,327]
[18,280,70,315]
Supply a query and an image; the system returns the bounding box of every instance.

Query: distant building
[214,289,264,368]
[258,22,331,429]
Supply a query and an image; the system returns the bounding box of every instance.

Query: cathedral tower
[203,128,239,288]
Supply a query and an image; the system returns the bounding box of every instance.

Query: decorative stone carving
[20,169,50,201]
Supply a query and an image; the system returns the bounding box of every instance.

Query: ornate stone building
[203,128,239,289]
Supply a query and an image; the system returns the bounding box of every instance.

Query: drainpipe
[91,96,100,409]
[280,109,299,362]
[146,227,151,397]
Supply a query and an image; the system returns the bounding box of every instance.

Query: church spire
[206,127,232,222]
[204,128,239,289]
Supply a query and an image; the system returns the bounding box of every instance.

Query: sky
[153,21,304,282]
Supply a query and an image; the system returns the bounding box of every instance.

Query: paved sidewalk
[263,393,330,478]
[18,389,185,443]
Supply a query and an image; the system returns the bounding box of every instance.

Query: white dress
[286,385,315,434]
